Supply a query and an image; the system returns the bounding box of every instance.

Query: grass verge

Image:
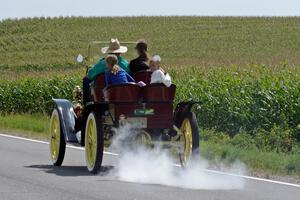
[0,114,299,180]
[201,141,300,178]
[0,114,49,139]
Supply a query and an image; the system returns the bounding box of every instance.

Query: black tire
[49,109,66,166]
[189,112,200,157]
[85,112,104,174]
[54,133,66,166]
[179,112,200,166]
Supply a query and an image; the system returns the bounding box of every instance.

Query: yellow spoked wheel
[134,130,152,148]
[85,112,103,174]
[49,109,66,166]
[179,112,199,166]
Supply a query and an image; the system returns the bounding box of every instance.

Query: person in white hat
[149,55,172,87]
[83,38,129,105]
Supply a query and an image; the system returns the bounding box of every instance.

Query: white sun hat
[101,38,128,54]
[151,55,161,62]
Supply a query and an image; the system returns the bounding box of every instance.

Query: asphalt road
[0,133,300,200]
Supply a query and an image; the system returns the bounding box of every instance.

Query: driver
[129,39,150,75]
[82,38,130,105]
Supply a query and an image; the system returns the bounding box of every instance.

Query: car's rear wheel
[49,109,66,166]
[85,112,104,174]
[133,130,152,148]
[179,112,200,166]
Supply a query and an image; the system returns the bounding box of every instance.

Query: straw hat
[101,38,128,54]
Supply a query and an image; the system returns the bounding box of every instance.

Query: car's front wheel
[49,109,66,166]
[85,112,104,174]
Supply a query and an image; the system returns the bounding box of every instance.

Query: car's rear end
[103,83,176,132]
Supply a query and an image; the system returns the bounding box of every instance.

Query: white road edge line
[0,133,118,156]
[1,133,300,188]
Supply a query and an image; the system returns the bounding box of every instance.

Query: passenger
[129,39,150,75]
[149,55,172,87]
[88,38,130,80]
[82,38,129,105]
[104,54,135,86]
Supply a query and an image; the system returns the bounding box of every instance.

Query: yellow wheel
[179,112,199,166]
[49,109,66,166]
[85,112,103,174]
[134,130,152,148]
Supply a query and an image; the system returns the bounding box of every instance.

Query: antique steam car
[49,41,200,174]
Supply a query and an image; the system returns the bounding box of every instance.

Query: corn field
[1,65,300,136]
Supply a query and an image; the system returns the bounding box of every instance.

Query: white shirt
[150,69,172,87]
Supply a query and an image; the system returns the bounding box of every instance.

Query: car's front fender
[53,99,78,143]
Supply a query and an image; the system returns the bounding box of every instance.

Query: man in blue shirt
[83,38,130,105]
[87,54,130,80]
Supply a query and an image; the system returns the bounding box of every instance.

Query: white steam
[109,124,246,190]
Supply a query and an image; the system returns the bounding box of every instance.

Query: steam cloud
[108,124,246,190]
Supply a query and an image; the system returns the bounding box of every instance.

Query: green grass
[201,141,300,177]
[0,114,49,139]
[200,129,300,177]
